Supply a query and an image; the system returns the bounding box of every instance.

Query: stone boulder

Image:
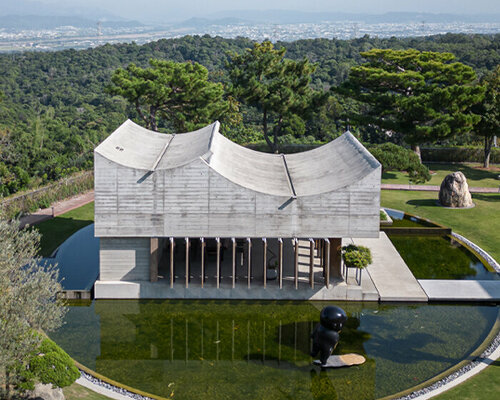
[28,383,65,400]
[438,171,473,208]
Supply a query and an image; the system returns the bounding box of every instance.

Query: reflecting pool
[51,300,499,400]
[384,209,499,280]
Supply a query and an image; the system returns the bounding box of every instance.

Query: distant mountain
[0,15,144,30]
[175,17,250,28]
[208,9,500,24]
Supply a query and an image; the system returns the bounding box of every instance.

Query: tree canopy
[336,48,485,157]
[472,65,500,167]
[227,41,325,153]
[108,59,236,132]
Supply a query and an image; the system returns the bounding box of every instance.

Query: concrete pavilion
[93,120,381,299]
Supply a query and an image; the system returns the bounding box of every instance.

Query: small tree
[0,218,66,399]
[472,65,499,168]
[109,59,237,132]
[227,41,325,153]
[336,49,484,160]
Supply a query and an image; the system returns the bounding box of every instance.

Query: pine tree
[109,59,236,132]
[227,41,325,153]
[472,65,499,168]
[336,49,484,159]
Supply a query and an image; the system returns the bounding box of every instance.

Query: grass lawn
[63,382,111,400]
[382,162,500,188]
[381,190,500,262]
[35,202,94,257]
[433,360,500,400]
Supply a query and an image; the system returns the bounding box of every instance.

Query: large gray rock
[439,171,473,208]
[28,383,65,400]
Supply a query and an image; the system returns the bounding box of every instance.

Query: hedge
[421,146,500,164]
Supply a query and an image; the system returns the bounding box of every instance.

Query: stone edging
[79,370,156,400]
[451,232,500,274]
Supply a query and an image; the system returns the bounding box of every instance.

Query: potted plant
[342,244,372,285]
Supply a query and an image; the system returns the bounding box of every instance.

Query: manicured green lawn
[433,361,500,400]
[35,202,94,257]
[382,162,500,188]
[381,190,500,262]
[63,382,111,400]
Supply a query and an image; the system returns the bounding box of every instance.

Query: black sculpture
[310,306,347,366]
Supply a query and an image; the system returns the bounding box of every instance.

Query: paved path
[19,190,94,228]
[419,280,500,301]
[381,183,499,193]
[352,232,428,302]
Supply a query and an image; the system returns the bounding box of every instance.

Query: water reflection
[50,300,498,400]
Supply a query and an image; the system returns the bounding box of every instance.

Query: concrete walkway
[381,183,499,193]
[352,232,428,302]
[19,190,94,228]
[419,280,500,301]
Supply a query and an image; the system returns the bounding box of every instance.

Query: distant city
[0,12,499,52]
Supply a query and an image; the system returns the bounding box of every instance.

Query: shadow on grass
[36,216,94,257]
[472,194,500,203]
[426,163,499,182]
[406,199,439,208]
[382,171,399,180]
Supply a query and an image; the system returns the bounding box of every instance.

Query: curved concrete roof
[95,120,380,197]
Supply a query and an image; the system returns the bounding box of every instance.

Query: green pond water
[384,209,499,280]
[50,300,499,400]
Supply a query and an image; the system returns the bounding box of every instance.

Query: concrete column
[247,238,252,288]
[169,237,175,288]
[185,237,190,288]
[329,238,342,279]
[309,238,315,289]
[232,238,236,288]
[216,237,221,288]
[324,238,330,288]
[200,238,205,288]
[278,238,283,289]
[150,238,158,283]
[293,238,298,289]
[262,238,267,288]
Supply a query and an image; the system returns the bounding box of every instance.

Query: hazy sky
[37,0,500,22]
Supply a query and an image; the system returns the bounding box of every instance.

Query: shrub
[15,336,80,391]
[421,146,500,164]
[369,143,431,183]
[342,245,372,269]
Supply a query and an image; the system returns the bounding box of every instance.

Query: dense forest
[0,33,499,196]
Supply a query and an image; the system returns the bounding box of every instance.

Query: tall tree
[0,219,66,399]
[227,41,325,153]
[108,59,236,132]
[472,65,499,168]
[336,49,484,159]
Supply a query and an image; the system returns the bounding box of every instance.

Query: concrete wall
[99,237,150,281]
[95,153,381,239]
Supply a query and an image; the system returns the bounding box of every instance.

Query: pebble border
[451,232,500,274]
[79,370,155,400]
[77,230,500,400]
